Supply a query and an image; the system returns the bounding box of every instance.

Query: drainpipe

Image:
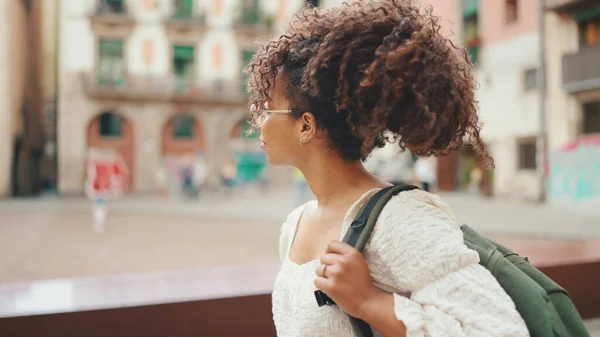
[538,0,548,203]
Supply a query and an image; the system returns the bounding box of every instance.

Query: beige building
[57,0,340,196]
[421,0,543,200]
[545,0,600,207]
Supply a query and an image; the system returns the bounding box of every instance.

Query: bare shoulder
[283,200,316,230]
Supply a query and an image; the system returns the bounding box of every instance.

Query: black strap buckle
[314,290,336,307]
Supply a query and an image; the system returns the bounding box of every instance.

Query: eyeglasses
[250,103,292,114]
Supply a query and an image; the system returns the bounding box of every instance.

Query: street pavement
[3,186,597,239]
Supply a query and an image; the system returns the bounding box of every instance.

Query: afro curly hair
[245,0,492,166]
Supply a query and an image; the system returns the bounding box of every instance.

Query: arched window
[99,112,123,138]
[172,115,195,139]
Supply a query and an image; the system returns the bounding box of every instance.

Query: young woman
[245,1,529,336]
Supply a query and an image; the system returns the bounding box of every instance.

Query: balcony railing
[163,8,207,31]
[81,73,248,105]
[232,6,275,36]
[562,45,600,93]
[90,1,134,26]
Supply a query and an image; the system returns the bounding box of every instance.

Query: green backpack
[313,185,590,337]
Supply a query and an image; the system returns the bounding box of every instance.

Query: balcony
[89,1,134,27]
[163,6,207,34]
[80,73,248,106]
[232,5,275,39]
[562,45,600,93]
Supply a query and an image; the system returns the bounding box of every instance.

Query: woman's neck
[297,151,389,208]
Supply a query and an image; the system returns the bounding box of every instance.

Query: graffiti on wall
[548,135,600,201]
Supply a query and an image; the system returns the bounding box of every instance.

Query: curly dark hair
[245,0,492,166]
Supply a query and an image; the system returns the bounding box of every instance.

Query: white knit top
[272,188,530,337]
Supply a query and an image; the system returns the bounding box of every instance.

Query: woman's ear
[298,112,317,142]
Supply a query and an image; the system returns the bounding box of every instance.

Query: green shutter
[173,46,195,61]
[243,50,255,64]
[242,0,260,23]
[241,50,255,95]
[467,46,479,64]
[99,40,123,56]
[572,7,600,22]
[173,0,193,19]
[463,0,478,18]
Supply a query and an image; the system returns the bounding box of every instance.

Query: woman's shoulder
[282,200,314,232]
[379,189,456,222]
[372,189,462,241]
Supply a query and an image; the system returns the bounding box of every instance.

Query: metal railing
[81,72,248,105]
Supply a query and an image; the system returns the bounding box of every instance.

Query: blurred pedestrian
[92,196,107,233]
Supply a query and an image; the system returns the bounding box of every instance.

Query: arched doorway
[86,112,134,192]
[160,114,205,198]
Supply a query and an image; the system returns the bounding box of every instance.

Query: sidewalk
[1,187,599,240]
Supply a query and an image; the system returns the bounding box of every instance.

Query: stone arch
[86,111,135,191]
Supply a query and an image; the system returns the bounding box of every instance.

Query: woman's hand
[314,240,382,319]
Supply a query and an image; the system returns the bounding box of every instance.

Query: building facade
[57,0,339,196]
[422,0,543,200]
[545,0,600,209]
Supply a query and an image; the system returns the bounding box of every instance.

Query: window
[173,0,193,19]
[578,17,600,47]
[462,0,479,65]
[241,0,260,24]
[172,115,195,139]
[463,0,478,18]
[98,39,124,87]
[505,0,518,24]
[99,113,123,138]
[98,0,124,13]
[517,138,537,170]
[173,45,195,91]
[524,68,538,91]
[583,102,600,134]
[241,50,255,94]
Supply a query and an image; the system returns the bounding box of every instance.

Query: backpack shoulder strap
[343,184,419,252]
[337,184,419,337]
